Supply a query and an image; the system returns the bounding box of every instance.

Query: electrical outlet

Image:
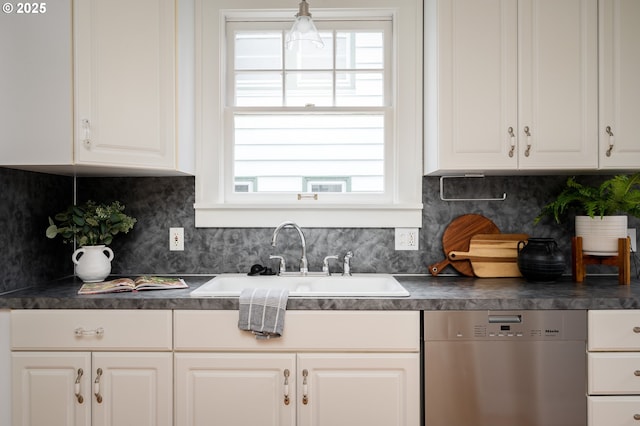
[629,228,637,252]
[170,227,184,251]
[395,228,419,251]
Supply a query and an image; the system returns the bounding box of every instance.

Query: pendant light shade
[286,0,324,49]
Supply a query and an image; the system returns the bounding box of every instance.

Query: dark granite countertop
[1,274,640,310]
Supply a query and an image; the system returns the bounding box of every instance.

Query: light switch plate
[170,227,184,251]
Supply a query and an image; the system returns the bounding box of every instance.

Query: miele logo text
[545,329,559,334]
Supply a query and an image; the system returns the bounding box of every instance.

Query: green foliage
[535,173,640,224]
[46,200,137,246]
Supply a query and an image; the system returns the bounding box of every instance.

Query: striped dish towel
[238,288,289,339]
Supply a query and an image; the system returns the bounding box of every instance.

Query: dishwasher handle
[488,315,522,324]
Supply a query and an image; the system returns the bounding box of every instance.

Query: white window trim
[193,0,423,228]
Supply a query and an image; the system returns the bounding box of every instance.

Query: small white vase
[575,215,628,255]
[72,245,114,282]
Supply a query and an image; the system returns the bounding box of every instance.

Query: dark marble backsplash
[77,174,640,277]
[0,168,73,293]
[2,168,638,293]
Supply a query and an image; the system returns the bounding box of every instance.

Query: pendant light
[286,0,324,49]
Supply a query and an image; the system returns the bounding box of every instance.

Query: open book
[78,276,188,295]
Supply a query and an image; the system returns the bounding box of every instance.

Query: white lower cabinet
[296,353,417,426]
[10,309,420,426]
[10,310,173,426]
[589,396,640,425]
[174,310,420,426]
[12,352,92,426]
[12,352,172,426]
[588,310,640,426]
[175,353,296,426]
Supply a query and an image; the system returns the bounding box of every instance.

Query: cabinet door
[598,0,640,169]
[12,352,91,426]
[0,0,73,166]
[589,396,640,426]
[588,310,640,351]
[518,0,598,169]
[175,353,296,426]
[92,352,172,426]
[74,0,176,169]
[588,352,640,395]
[424,0,518,173]
[297,353,420,426]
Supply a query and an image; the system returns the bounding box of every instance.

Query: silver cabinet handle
[507,127,516,158]
[634,414,640,421]
[302,369,309,405]
[634,370,640,377]
[74,368,84,404]
[94,368,103,403]
[82,119,91,148]
[633,326,640,333]
[605,126,615,157]
[523,126,532,157]
[283,369,290,406]
[75,327,104,337]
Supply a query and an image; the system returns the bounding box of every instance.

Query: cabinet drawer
[174,310,420,352]
[589,396,640,426]
[11,310,172,350]
[589,353,640,394]
[589,311,640,351]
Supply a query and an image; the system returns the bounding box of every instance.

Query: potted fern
[535,173,640,254]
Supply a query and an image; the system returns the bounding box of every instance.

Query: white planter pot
[72,245,114,282]
[575,215,628,255]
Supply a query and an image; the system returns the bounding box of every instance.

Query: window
[229,21,388,197]
[194,0,423,228]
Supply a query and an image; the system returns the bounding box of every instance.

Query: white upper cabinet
[0,0,194,176]
[75,0,185,173]
[424,0,518,173]
[424,0,598,175]
[517,0,598,170]
[598,0,640,169]
[0,0,73,166]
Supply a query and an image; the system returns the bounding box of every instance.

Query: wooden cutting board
[428,214,500,276]
[447,234,529,277]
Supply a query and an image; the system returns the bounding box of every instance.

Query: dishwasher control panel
[424,310,587,341]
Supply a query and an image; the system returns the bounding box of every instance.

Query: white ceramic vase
[72,245,114,282]
[575,215,628,255]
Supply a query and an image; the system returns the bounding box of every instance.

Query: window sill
[194,203,423,228]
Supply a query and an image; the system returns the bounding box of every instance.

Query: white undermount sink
[190,273,410,298]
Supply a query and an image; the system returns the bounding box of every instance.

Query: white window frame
[194,0,423,228]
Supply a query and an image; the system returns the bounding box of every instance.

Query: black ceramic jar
[517,238,566,282]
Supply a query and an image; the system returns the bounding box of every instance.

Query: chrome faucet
[271,221,308,274]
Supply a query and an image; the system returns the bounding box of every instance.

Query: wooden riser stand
[572,236,631,285]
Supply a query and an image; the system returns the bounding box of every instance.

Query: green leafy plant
[535,173,640,224]
[46,200,137,246]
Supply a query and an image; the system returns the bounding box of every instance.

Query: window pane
[234,114,384,193]
[336,31,384,70]
[235,72,283,106]
[285,32,333,69]
[285,72,333,106]
[234,31,282,70]
[336,72,384,106]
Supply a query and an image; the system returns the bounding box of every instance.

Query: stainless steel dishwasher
[424,310,586,426]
